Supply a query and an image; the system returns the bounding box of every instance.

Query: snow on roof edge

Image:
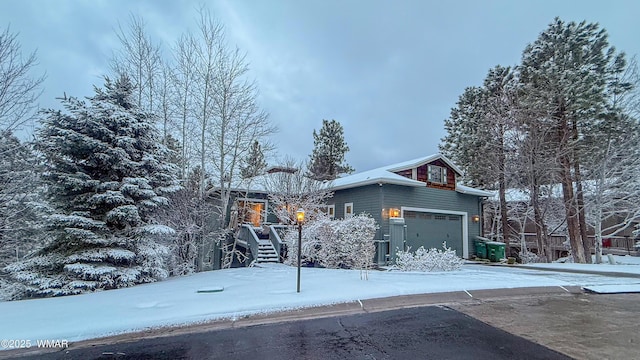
[456,184,494,197]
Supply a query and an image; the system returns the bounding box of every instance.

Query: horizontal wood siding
[381,184,483,252]
[329,184,484,258]
[329,184,383,240]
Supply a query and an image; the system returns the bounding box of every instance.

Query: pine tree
[240,140,266,179]
[6,75,180,298]
[440,66,518,250]
[520,18,619,263]
[308,119,354,181]
[0,132,49,269]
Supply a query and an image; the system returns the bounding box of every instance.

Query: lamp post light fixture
[296,209,305,293]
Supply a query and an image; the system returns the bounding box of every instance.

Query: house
[484,186,640,260]
[325,154,493,261]
[214,154,492,268]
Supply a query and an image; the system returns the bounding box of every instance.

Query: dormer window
[428,165,447,184]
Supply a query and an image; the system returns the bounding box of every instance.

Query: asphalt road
[12,306,569,360]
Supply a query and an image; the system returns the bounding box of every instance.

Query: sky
[1,0,639,172]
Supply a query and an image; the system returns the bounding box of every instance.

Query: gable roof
[385,154,464,175]
[329,153,493,197]
[226,154,493,197]
[330,167,424,191]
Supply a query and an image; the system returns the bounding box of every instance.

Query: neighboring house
[484,187,640,260]
[325,154,493,261]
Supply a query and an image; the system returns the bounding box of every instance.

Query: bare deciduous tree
[110,14,162,115]
[261,160,333,225]
[0,25,45,132]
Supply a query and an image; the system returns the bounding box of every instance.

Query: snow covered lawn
[2,262,640,347]
[524,254,640,276]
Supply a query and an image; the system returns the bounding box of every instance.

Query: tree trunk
[531,182,547,261]
[571,117,592,264]
[555,101,585,263]
[574,160,592,263]
[560,161,585,263]
[594,216,603,264]
[498,128,510,252]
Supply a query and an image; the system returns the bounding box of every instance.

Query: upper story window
[427,165,447,184]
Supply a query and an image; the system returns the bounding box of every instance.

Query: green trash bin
[486,241,506,262]
[474,240,487,259]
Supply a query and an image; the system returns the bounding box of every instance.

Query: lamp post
[296,209,305,293]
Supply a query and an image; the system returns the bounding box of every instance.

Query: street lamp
[296,208,305,293]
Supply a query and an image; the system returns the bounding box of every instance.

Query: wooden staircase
[256,239,279,263]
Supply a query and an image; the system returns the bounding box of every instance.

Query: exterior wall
[330,183,484,259]
[381,184,482,257]
[328,184,384,240]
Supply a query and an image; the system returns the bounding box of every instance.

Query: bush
[519,250,541,264]
[284,213,378,279]
[395,242,464,272]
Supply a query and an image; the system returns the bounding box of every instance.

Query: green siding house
[326,154,493,261]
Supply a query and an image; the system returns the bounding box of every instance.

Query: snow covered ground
[1,258,640,348]
[525,254,640,275]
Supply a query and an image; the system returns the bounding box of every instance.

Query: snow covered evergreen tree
[308,119,354,181]
[520,18,622,263]
[6,75,180,298]
[0,132,49,269]
[240,140,267,179]
[441,66,518,251]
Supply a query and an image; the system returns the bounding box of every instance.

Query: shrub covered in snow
[394,242,464,272]
[519,250,542,264]
[284,213,378,279]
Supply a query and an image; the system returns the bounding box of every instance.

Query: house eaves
[329,168,425,191]
[456,184,494,197]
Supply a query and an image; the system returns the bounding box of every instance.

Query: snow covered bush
[4,76,180,298]
[395,242,464,272]
[284,213,378,279]
[519,250,541,264]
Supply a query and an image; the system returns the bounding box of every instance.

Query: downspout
[379,182,386,263]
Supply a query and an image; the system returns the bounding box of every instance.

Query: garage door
[404,211,463,257]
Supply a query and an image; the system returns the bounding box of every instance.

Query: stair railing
[240,224,261,263]
[268,225,288,262]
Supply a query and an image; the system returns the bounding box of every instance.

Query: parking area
[452,292,640,360]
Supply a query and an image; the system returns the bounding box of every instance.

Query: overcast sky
[1,0,639,172]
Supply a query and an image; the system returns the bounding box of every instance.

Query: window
[327,204,335,218]
[427,165,447,184]
[237,200,266,227]
[344,202,354,218]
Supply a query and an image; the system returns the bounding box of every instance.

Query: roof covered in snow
[329,154,493,197]
[227,154,493,197]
